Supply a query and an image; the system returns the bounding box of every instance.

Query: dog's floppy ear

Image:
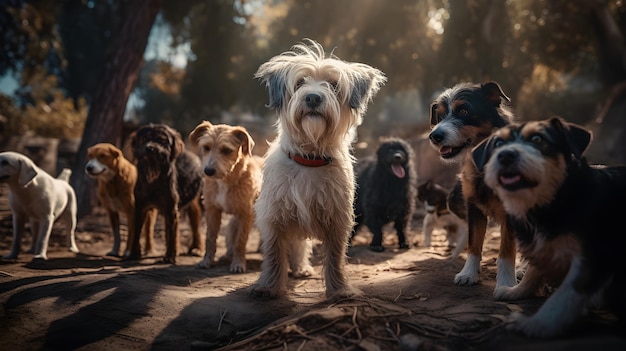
[348,65,386,112]
[481,81,510,107]
[106,144,120,159]
[255,67,286,110]
[549,117,592,160]
[189,121,213,146]
[17,156,38,187]
[232,127,255,156]
[171,131,185,161]
[430,102,440,126]
[471,136,496,172]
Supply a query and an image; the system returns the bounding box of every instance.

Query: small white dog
[0,151,79,260]
[251,39,386,298]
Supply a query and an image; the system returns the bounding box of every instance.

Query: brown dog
[85,143,157,257]
[127,124,204,264]
[428,81,518,296]
[189,121,263,273]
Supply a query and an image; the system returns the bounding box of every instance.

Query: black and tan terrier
[428,81,518,294]
[473,116,626,338]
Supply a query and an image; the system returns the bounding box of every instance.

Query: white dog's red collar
[287,152,332,167]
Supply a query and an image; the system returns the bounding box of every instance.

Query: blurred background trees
[1,0,625,216]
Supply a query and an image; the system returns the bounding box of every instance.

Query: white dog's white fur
[0,151,79,260]
[251,39,386,298]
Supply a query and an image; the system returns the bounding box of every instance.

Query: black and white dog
[473,116,626,337]
[417,180,467,259]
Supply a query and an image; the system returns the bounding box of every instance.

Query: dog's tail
[57,168,72,182]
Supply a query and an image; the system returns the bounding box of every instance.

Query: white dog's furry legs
[4,213,25,259]
[321,226,359,298]
[253,226,290,298]
[288,238,314,278]
[33,218,54,260]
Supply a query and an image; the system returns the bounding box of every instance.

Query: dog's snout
[85,164,93,172]
[429,130,444,144]
[393,152,405,162]
[497,149,519,166]
[305,93,323,108]
[204,166,216,177]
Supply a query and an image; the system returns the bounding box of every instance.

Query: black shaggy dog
[126,123,204,264]
[350,137,417,252]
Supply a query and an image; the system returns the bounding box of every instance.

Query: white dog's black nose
[497,149,518,166]
[305,93,323,108]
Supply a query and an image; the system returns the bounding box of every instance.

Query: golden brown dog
[189,121,263,273]
[85,143,157,257]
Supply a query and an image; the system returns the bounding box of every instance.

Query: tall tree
[70,0,162,218]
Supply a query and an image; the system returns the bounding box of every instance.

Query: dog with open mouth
[428,81,519,295]
[350,137,417,252]
[473,117,626,337]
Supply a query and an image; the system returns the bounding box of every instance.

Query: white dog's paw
[327,285,362,300]
[69,246,80,254]
[32,254,48,260]
[195,259,213,269]
[454,271,478,286]
[291,265,314,278]
[494,285,516,300]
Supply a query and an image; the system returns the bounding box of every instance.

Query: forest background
[1,0,625,216]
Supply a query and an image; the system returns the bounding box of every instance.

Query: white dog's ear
[18,158,37,187]
[260,72,286,110]
[189,121,213,146]
[232,127,255,156]
[348,65,386,114]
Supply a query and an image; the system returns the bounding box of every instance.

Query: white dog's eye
[203,145,211,152]
[295,78,305,90]
[329,81,338,91]
[221,148,233,155]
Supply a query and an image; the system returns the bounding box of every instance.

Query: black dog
[350,137,417,252]
[127,123,203,264]
[473,117,626,337]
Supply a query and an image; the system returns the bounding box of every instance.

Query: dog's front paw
[494,285,516,300]
[162,256,177,265]
[195,259,213,269]
[32,254,48,261]
[454,271,478,286]
[230,262,246,274]
[398,242,410,250]
[250,284,282,299]
[188,247,203,257]
[107,250,121,257]
[327,285,362,300]
[369,245,384,252]
[291,265,314,278]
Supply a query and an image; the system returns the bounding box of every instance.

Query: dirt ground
[0,182,624,351]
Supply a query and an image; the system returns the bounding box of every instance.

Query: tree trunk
[70,0,162,218]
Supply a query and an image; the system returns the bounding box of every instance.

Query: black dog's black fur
[127,123,203,264]
[350,137,417,252]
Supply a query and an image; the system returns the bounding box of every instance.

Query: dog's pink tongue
[392,164,406,178]
[439,146,452,155]
[500,174,520,185]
